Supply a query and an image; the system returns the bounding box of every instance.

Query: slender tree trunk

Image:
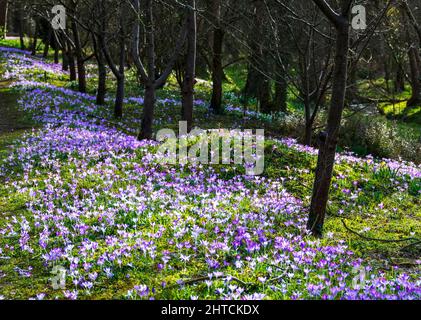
[395,63,405,93]
[115,75,124,118]
[68,40,77,81]
[54,47,59,64]
[15,4,25,49]
[181,0,197,132]
[209,0,224,115]
[31,22,38,55]
[0,0,7,39]
[408,46,421,106]
[96,49,107,105]
[43,27,52,58]
[114,37,125,118]
[139,0,157,140]
[244,64,259,101]
[92,31,106,105]
[210,28,224,114]
[274,77,288,113]
[384,60,390,93]
[132,0,186,139]
[61,37,70,71]
[139,84,156,140]
[307,6,351,237]
[62,50,69,71]
[52,32,59,64]
[71,20,87,93]
[304,123,313,146]
[303,93,313,146]
[259,78,272,114]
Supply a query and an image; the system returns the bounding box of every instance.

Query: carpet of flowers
[0,47,420,300]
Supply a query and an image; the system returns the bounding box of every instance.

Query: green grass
[0,42,420,299]
[0,38,23,48]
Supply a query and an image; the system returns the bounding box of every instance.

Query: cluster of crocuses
[0,47,420,300]
[0,48,67,82]
[278,138,421,180]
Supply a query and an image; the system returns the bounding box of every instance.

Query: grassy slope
[0,46,420,299]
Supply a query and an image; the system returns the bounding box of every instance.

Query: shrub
[340,114,421,163]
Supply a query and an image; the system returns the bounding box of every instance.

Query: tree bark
[62,49,69,71]
[95,45,107,106]
[71,19,87,93]
[14,2,25,49]
[307,0,352,237]
[402,1,421,106]
[209,0,224,115]
[0,0,7,39]
[132,0,187,139]
[210,27,224,114]
[304,122,313,146]
[115,75,124,118]
[68,42,77,81]
[259,78,272,114]
[408,45,421,106]
[139,84,156,140]
[395,63,405,93]
[114,31,126,118]
[54,49,59,64]
[274,77,288,113]
[244,64,259,101]
[181,0,197,133]
[31,21,39,55]
[90,26,107,106]
[43,27,52,58]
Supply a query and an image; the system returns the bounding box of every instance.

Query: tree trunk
[62,50,69,71]
[407,46,421,106]
[137,0,158,140]
[274,77,288,113]
[96,50,107,105]
[139,84,156,140]
[0,0,7,39]
[133,0,186,140]
[394,64,405,93]
[114,75,124,118]
[68,42,77,81]
[91,31,107,106]
[210,28,224,114]
[384,59,390,93]
[259,78,272,114]
[209,0,224,114]
[307,17,350,237]
[304,122,313,146]
[54,47,59,64]
[43,27,52,58]
[181,0,197,133]
[14,3,25,49]
[244,64,259,101]
[303,92,313,146]
[71,20,87,93]
[61,36,70,71]
[114,29,126,118]
[31,22,38,55]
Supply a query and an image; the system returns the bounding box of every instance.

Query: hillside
[0,46,420,300]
